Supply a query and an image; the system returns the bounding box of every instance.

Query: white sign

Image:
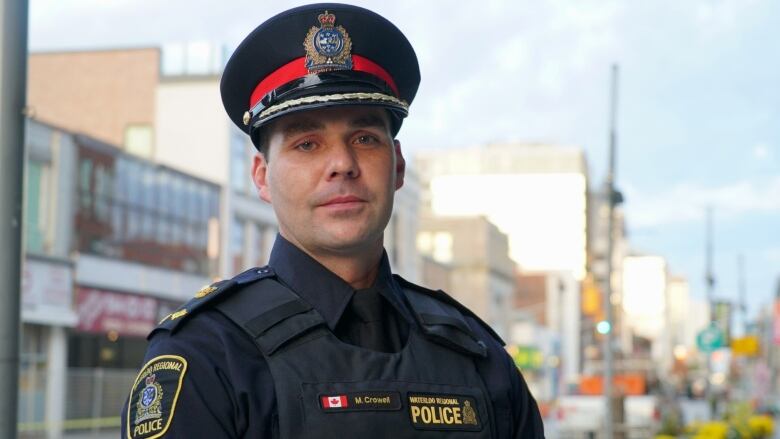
[21,258,77,326]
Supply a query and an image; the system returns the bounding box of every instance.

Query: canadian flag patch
[321,395,349,409]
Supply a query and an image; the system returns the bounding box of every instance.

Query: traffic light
[596,320,611,335]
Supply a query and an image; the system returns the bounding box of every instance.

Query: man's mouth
[320,195,365,206]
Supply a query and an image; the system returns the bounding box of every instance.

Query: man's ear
[252,153,272,203]
[394,139,405,190]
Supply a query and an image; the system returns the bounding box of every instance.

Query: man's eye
[355,135,379,144]
[296,141,315,151]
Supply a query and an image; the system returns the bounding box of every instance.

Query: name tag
[319,391,402,412]
[407,393,482,431]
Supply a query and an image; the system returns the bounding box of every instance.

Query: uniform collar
[268,234,413,330]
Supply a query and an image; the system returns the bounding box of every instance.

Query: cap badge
[304,11,353,73]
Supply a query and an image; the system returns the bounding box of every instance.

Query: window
[231,217,245,274]
[255,224,268,266]
[19,324,47,424]
[25,161,47,253]
[124,124,154,159]
[74,141,221,276]
[79,159,92,209]
[433,232,453,264]
[230,128,250,193]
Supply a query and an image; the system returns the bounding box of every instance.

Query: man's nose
[325,142,360,180]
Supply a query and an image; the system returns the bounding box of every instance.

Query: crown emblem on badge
[318,11,336,26]
[304,11,353,73]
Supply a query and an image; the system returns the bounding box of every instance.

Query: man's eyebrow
[349,114,389,130]
[278,119,325,137]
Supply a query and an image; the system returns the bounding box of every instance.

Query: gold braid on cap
[258,92,409,120]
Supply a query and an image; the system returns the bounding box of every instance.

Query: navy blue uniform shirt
[121,236,544,437]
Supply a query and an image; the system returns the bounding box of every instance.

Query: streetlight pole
[0,0,29,436]
[604,63,619,439]
[705,207,716,417]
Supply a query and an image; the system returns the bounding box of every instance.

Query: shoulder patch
[152,266,276,337]
[393,274,505,346]
[126,355,188,439]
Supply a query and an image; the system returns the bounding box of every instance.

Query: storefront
[66,285,184,428]
[69,286,182,369]
[19,256,77,435]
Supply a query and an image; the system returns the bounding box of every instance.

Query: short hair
[252,126,270,159]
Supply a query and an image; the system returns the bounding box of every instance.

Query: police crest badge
[126,355,188,439]
[134,374,163,424]
[304,11,353,72]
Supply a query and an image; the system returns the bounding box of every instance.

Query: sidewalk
[20,431,118,439]
[62,430,118,439]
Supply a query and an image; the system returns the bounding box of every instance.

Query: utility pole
[0,0,28,437]
[706,208,715,313]
[705,207,715,417]
[603,63,619,439]
[737,254,746,335]
[736,253,750,401]
[772,280,780,397]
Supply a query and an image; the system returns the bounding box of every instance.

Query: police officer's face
[252,106,405,256]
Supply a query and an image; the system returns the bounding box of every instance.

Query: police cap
[221,3,420,149]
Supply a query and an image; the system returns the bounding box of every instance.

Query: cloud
[765,248,780,264]
[401,0,625,151]
[753,142,770,160]
[626,176,780,228]
[694,0,764,40]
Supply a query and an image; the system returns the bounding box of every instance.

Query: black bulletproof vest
[216,277,497,439]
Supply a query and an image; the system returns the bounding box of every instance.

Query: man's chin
[313,230,383,255]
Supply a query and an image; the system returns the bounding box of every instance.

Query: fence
[18,367,136,438]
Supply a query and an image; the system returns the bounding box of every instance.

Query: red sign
[76,287,158,337]
[579,374,646,396]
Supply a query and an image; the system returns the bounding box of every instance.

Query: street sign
[731,336,760,356]
[507,345,544,370]
[697,325,725,352]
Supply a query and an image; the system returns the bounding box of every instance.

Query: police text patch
[126,355,187,439]
[407,393,482,431]
[320,391,401,412]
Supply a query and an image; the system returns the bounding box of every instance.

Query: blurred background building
[415,143,588,395]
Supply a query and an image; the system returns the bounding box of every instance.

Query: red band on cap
[249,55,399,110]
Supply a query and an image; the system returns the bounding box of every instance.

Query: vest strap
[404,288,488,358]
[216,278,327,356]
[255,309,326,355]
[245,299,313,337]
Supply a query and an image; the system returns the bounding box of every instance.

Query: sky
[28,0,780,325]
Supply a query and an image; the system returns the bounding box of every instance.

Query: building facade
[417,216,514,339]
[415,143,589,391]
[19,119,220,437]
[415,143,589,279]
[27,48,160,155]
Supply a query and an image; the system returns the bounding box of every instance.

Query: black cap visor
[248,70,408,147]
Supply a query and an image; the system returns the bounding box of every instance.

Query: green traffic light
[596,320,611,334]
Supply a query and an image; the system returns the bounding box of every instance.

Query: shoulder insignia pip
[393,274,505,346]
[152,266,276,337]
[126,355,187,439]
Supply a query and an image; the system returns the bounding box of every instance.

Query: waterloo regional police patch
[126,355,187,439]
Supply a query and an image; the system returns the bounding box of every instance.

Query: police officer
[122,3,544,438]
